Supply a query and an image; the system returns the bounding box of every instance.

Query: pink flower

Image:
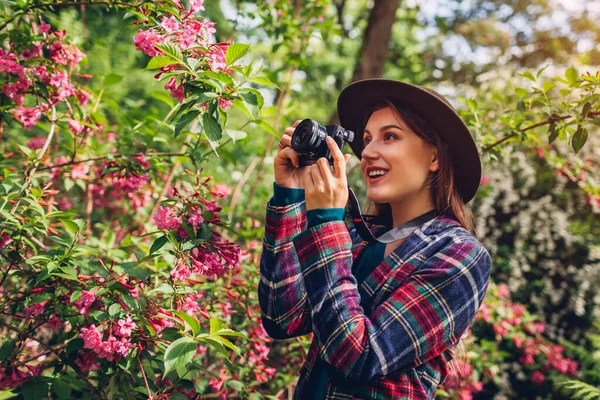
[179,294,203,316]
[171,261,192,282]
[19,44,42,60]
[160,16,181,33]
[497,283,509,300]
[71,163,90,180]
[531,370,545,384]
[218,98,233,110]
[164,76,185,103]
[133,29,165,57]
[154,206,182,230]
[0,232,12,250]
[209,183,231,198]
[114,315,137,337]
[187,208,204,229]
[480,175,489,185]
[190,0,205,12]
[26,137,46,150]
[46,315,63,332]
[24,302,45,318]
[80,324,103,349]
[39,21,51,34]
[74,289,96,315]
[13,105,44,130]
[493,321,509,336]
[67,117,84,135]
[207,43,228,71]
[77,89,91,106]
[75,353,100,373]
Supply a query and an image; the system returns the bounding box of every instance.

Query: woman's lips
[368,171,388,184]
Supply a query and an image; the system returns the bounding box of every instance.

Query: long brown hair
[357,99,475,235]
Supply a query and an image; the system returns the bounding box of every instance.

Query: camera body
[291,119,355,166]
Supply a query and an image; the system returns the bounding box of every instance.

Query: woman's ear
[429,147,439,173]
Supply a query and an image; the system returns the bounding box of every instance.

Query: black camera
[291,119,355,167]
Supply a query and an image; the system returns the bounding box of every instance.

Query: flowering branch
[483,111,600,152]
[37,151,188,171]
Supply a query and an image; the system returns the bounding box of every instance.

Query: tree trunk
[351,0,401,81]
[330,0,401,124]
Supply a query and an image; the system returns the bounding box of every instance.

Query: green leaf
[201,337,230,359]
[150,90,175,107]
[163,337,197,376]
[225,43,250,66]
[214,328,247,338]
[0,341,15,361]
[209,334,239,355]
[186,57,201,72]
[565,66,579,86]
[536,64,549,79]
[582,101,592,119]
[52,378,71,399]
[0,390,18,400]
[247,59,264,78]
[174,110,200,138]
[541,81,555,94]
[572,126,588,154]
[202,113,222,141]
[155,42,184,63]
[240,89,264,108]
[519,71,536,82]
[108,303,122,317]
[249,76,279,88]
[226,380,245,391]
[21,378,49,400]
[224,129,247,144]
[146,56,177,70]
[171,310,201,336]
[253,119,278,137]
[514,88,528,98]
[209,318,223,334]
[104,74,123,86]
[70,290,82,303]
[148,283,175,294]
[149,235,168,255]
[61,220,79,235]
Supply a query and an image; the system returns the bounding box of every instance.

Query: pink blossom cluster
[1,24,89,131]
[73,289,97,315]
[170,240,240,280]
[441,357,484,400]
[146,309,177,335]
[79,323,135,362]
[132,0,238,106]
[24,301,45,318]
[0,366,39,390]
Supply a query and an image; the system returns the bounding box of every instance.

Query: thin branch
[482,111,600,152]
[138,357,153,400]
[37,152,188,171]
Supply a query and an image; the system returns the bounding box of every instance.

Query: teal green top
[272,182,385,399]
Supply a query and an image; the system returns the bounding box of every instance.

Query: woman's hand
[274,120,311,189]
[303,136,352,211]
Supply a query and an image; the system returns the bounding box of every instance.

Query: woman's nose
[361,140,380,160]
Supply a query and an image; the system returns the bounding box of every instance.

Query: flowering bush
[437,282,582,400]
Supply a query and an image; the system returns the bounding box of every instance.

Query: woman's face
[359,107,439,205]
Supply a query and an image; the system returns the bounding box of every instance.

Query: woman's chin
[367,189,390,204]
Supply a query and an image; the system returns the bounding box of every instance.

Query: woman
[258,79,492,399]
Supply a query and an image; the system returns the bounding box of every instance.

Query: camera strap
[346,186,437,243]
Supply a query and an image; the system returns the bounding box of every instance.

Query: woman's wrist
[272,182,305,206]
[307,208,346,228]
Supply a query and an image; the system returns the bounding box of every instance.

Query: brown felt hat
[337,79,482,205]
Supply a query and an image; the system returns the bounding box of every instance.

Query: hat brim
[337,79,482,204]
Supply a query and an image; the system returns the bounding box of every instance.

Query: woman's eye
[385,133,396,140]
[364,137,371,144]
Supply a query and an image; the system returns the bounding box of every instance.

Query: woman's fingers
[316,158,333,190]
[326,137,347,179]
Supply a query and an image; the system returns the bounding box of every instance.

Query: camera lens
[292,119,324,154]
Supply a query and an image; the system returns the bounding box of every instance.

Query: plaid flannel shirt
[258,195,492,400]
